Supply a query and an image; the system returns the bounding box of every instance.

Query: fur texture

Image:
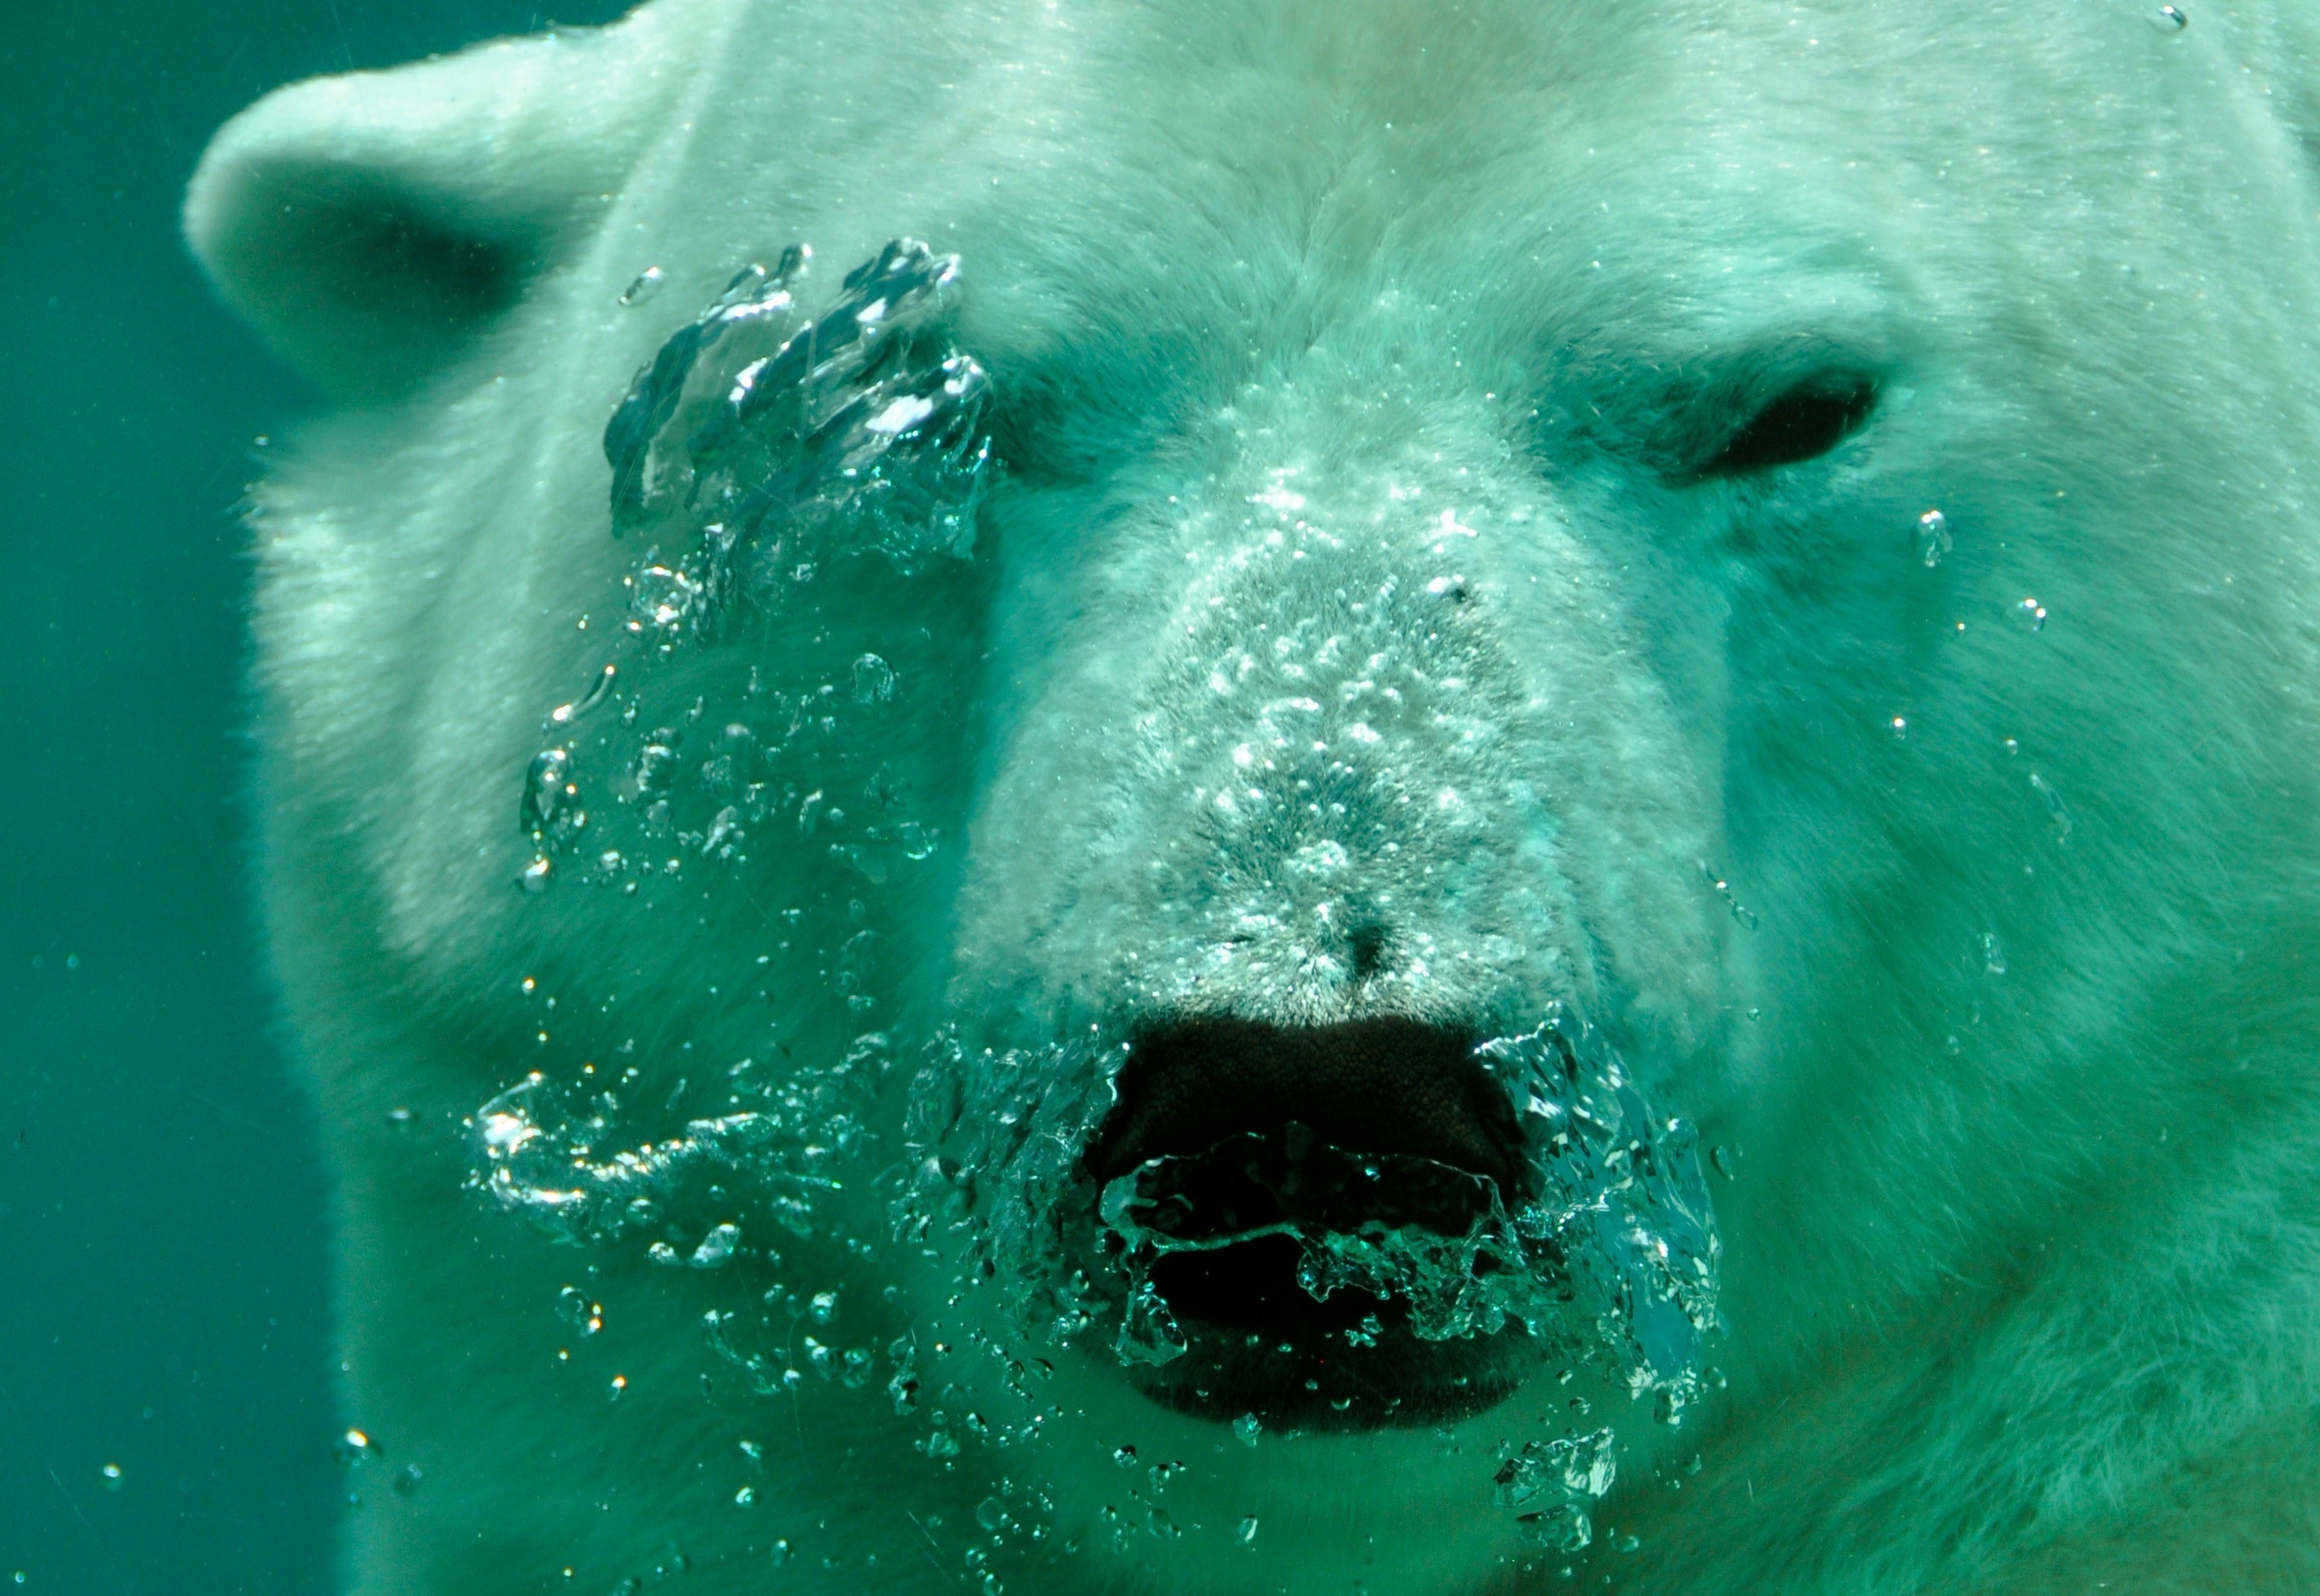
[186,2,2320,1591]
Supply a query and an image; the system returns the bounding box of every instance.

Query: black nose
[1084,1015,1527,1198]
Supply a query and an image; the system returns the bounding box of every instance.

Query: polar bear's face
[190,1,2320,1589]
[525,218,1739,1421]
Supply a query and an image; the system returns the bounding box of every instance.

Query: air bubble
[851,654,896,705]
[690,1223,740,1268]
[1914,509,1951,567]
[831,843,887,885]
[1115,1281,1187,1366]
[889,1370,921,1413]
[618,266,666,306]
[2148,4,2187,31]
[2028,772,2074,844]
[1232,1412,1262,1447]
[521,748,570,833]
[699,807,742,857]
[550,664,617,724]
[1236,1517,1259,1545]
[2013,597,2048,632]
[1708,873,1759,930]
[1984,931,2008,976]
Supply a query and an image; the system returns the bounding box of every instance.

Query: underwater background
[0,3,624,1589]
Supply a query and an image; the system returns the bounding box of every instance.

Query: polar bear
[187,1,2320,1591]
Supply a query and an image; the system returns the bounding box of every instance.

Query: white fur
[187,2,2320,1590]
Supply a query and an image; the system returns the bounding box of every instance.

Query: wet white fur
[188,2,2320,1591]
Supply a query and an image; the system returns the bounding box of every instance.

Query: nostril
[1083,1015,1527,1200]
[1347,921,1389,978]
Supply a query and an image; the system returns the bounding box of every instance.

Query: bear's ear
[184,5,705,401]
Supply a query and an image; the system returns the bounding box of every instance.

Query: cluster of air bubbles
[604,237,992,635]
[512,654,943,899]
[512,240,987,895]
[468,1034,984,1506]
[1493,1427,1617,1552]
[907,1000,1721,1423]
[468,1030,894,1255]
[903,1009,1715,1566]
[701,1301,887,1404]
[899,1028,1127,1345]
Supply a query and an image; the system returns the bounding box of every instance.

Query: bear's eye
[1702,376,1878,475]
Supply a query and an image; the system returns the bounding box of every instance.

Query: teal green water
[0,5,623,1589]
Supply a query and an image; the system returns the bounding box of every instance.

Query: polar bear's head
[189,1,2320,1589]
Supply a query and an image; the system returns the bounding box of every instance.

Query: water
[0,4,627,1590]
[0,15,2151,1596]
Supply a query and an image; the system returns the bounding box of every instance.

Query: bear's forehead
[736,1,2130,407]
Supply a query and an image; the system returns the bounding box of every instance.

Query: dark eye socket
[1702,376,1878,475]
